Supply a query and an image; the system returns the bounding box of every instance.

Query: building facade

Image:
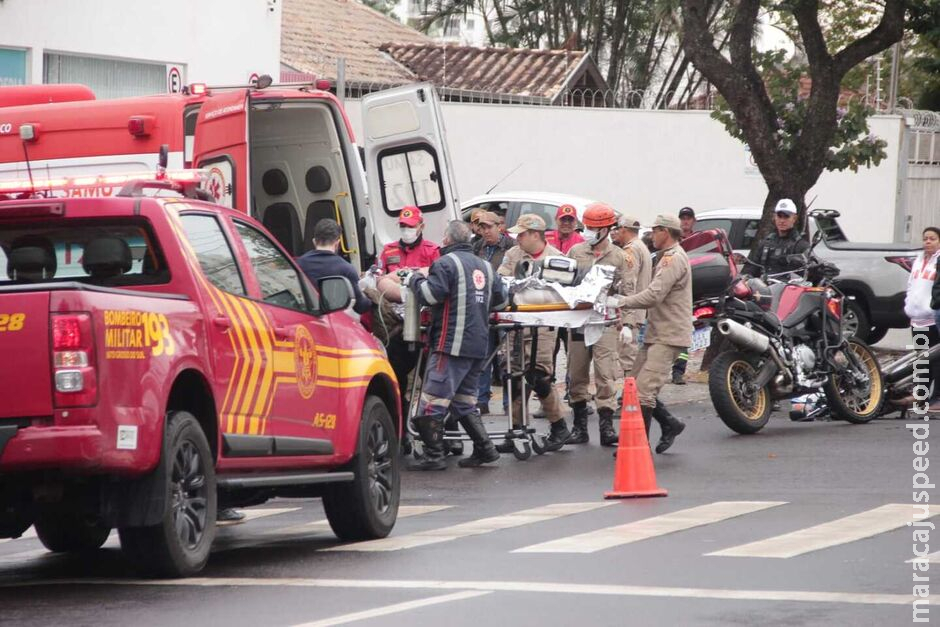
[0,0,281,98]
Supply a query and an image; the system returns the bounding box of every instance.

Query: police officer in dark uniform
[404,220,509,471]
[744,199,811,277]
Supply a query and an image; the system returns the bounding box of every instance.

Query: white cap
[775,199,798,215]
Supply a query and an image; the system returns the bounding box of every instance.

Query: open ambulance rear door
[192,90,249,211]
[361,83,459,247]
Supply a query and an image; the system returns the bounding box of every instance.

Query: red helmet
[582,202,617,229]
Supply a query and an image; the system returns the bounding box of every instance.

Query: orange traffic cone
[604,377,668,499]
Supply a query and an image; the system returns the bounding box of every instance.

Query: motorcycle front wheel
[823,339,885,423]
[709,351,772,434]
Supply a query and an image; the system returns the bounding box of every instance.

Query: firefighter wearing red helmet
[565,202,630,446]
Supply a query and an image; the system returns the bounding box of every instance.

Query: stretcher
[404,303,618,461]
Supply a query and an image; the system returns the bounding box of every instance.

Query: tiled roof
[281,0,431,86]
[380,44,606,101]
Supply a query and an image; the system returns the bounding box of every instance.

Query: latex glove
[606,295,627,309]
[620,326,633,345]
[397,269,415,289]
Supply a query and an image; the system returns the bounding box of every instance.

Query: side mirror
[318,276,354,314]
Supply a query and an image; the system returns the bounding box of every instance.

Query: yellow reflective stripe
[272,350,295,375]
[225,294,260,433]
[243,300,275,434]
[317,345,385,358]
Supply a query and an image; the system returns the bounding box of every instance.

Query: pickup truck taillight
[51,313,97,407]
[885,256,915,272]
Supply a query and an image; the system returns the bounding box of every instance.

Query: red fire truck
[0,79,460,269]
[0,170,401,576]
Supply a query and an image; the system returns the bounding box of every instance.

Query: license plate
[691,326,711,352]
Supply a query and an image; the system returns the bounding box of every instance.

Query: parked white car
[461,191,596,231]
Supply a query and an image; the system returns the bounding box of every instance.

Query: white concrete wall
[347,100,905,243]
[0,0,281,87]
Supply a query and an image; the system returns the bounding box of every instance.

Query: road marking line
[514,501,786,554]
[291,591,490,627]
[323,502,615,552]
[1,577,912,606]
[275,505,452,536]
[709,504,938,559]
[908,551,940,564]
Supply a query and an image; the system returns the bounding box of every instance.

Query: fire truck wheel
[324,396,400,541]
[34,511,110,553]
[119,411,217,577]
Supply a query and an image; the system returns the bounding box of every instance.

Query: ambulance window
[179,215,246,295]
[377,143,445,217]
[183,105,201,166]
[233,221,309,312]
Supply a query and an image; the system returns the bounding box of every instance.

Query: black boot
[443,413,464,456]
[598,407,619,447]
[542,419,571,452]
[642,405,653,436]
[653,399,685,454]
[407,416,447,471]
[566,401,589,444]
[458,413,500,468]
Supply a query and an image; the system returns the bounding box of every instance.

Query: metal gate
[898,110,940,242]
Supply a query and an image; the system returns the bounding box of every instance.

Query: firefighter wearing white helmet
[565,202,631,446]
[616,214,690,454]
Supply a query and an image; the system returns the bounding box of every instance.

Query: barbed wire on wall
[340,81,720,110]
[339,81,929,119]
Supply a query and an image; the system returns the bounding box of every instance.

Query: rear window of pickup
[0,218,169,287]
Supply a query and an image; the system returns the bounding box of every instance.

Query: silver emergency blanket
[501,265,617,346]
[506,265,614,314]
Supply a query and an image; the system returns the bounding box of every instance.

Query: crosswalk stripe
[514,501,786,554]
[273,505,452,537]
[0,532,119,566]
[218,507,302,526]
[907,551,940,564]
[291,591,490,627]
[709,504,939,559]
[0,527,35,545]
[324,502,616,552]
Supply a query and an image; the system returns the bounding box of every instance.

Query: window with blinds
[43,53,167,99]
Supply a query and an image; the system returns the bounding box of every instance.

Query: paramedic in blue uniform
[404,220,509,470]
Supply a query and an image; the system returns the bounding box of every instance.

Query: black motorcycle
[700,233,885,434]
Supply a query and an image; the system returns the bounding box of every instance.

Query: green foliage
[711,49,888,174]
[361,0,399,19]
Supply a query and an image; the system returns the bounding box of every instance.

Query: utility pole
[887,41,902,113]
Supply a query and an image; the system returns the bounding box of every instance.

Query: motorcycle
[701,225,885,434]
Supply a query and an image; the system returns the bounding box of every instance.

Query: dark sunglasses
[775,212,794,218]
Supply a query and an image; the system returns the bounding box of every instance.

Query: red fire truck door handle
[274,326,291,341]
[213,316,231,331]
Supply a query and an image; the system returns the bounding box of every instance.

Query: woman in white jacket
[904,226,940,409]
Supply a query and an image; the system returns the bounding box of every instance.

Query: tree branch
[833,0,906,77]
[790,0,832,74]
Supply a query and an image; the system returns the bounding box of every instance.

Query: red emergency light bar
[0,169,207,195]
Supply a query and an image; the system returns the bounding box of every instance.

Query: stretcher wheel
[530,435,547,455]
[401,434,414,456]
[512,439,532,461]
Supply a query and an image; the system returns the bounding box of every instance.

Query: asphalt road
[0,380,930,627]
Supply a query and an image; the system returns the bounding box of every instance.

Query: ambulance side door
[361,83,459,248]
[193,90,250,212]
